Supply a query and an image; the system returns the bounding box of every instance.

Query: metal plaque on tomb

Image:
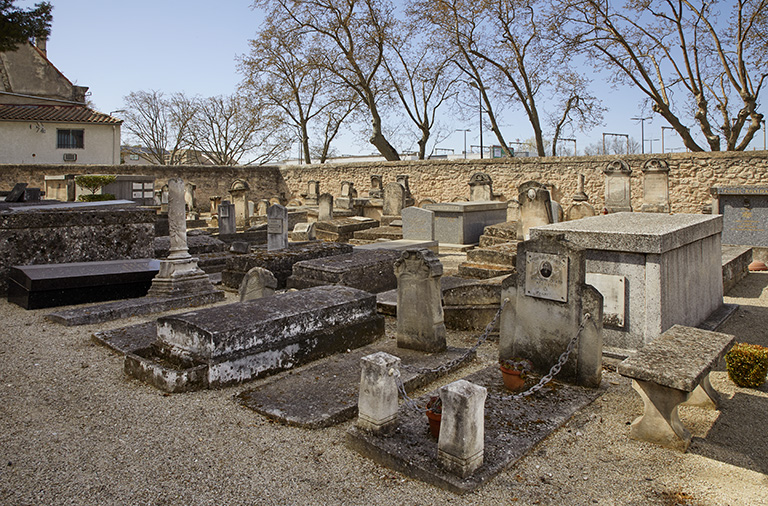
[524,252,568,303]
[712,186,768,247]
[585,273,626,328]
[267,219,284,234]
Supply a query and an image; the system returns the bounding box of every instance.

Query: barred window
[57,129,84,149]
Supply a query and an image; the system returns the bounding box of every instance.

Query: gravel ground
[1,266,767,506]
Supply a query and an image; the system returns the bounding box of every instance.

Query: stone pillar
[603,159,633,213]
[148,178,216,298]
[437,380,487,478]
[641,159,670,213]
[305,180,320,205]
[395,249,446,352]
[517,181,553,240]
[357,352,401,435]
[238,266,278,302]
[267,204,288,251]
[369,175,383,199]
[228,179,251,228]
[468,172,494,201]
[318,193,334,221]
[184,182,196,213]
[218,200,236,235]
[566,174,596,221]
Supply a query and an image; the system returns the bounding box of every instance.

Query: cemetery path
[0,274,766,505]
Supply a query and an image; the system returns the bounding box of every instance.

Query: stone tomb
[499,234,603,387]
[8,259,160,310]
[124,285,384,392]
[532,213,724,354]
[711,186,768,247]
[286,249,400,293]
[315,216,379,242]
[424,201,508,245]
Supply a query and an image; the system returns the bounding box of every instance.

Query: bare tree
[254,0,401,160]
[549,71,605,156]
[122,90,196,165]
[560,0,768,151]
[240,23,359,164]
[186,94,289,166]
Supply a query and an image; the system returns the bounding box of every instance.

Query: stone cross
[318,193,334,221]
[394,249,446,352]
[267,204,288,251]
[603,159,633,213]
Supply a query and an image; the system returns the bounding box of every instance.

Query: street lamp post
[468,82,483,159]
[456,129,470,158]
[631,116,651,154]
[661,126,674,153]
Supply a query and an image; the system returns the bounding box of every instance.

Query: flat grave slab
[8,259,160,310]
[48,291,226,326]
[238,340,474,429]
[352,225,404,242]
[354,239,438,253]
[376,276,478,316]
[123,286,384,392]
[286,249,401,293]
[315,217,379,242]
[347,366,605,494]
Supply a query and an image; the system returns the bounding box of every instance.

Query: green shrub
[75,175,116,195]
[77,193,116,202]
[724,343,768,388]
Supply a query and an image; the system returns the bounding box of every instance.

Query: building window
[129,154,139,160]
[57,129,84,149]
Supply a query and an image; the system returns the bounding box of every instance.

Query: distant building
[0,39,122,164]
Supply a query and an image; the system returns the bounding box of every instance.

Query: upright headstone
[238,266,278,302]
[437,380,487,478]
[160,184,169,213]
[267,204,288,251]
[184,182,196,212]
[369,175,384,199]
[517,181,553,240]
[383,182,406,217]
[396,174,415,207]
[4,183,28,202]
[318,193,334,221]
[337,181,357,210]
[499,234,603,387]
[248,200,256,218]
[395,249,446,352]
[229,179,250,227]
[566,174,596,221]
[218,200,236,235]
[305,180,320,205]
[468,172,494,201]
[147,178,216,297]
[641,159,670,213]
[256,199,270,216]
[711,186,768,247]
[603,159,633,213]
[357,352,401,435]
[402,206,435,241]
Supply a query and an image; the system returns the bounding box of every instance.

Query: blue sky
[19,0,764,157]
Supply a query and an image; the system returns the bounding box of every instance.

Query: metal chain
[394,309,593,409]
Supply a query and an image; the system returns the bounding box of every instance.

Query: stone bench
[617,325,735,451]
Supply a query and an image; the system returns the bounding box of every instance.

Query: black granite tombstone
[7,259,160,309]
[4,183,28,203]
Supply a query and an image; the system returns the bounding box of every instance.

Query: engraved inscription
[267,219,284,234]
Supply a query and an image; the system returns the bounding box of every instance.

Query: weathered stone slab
[286,249,400,293]
[712,186,768,247]
[125,286,384,391]
[402,206,435,241]
[354,239,438,253]
[237,340,474,429]
[222,242,353,289]
[347,366,605,494]
[352,225,403,242]
[8,259,160,310]
[315,217,378,242]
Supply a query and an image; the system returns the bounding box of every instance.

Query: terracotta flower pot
[500,365,526,391]
[426,409,442,439]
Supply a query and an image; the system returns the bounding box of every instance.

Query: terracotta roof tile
[0,104,122,124]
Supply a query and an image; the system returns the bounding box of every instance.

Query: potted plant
[425,396,442,439]
[499,357,533,392]
[725,343,768,388]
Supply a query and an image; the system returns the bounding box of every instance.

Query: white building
[0,40,122,164]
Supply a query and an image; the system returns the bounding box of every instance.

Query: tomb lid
[530,212,722,254]
[424,201,507,212]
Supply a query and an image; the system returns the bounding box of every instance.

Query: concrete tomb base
[314,217,379,242]
[347,365,605,494]
[123,286,384,392]
[424,201,508,245]
[286,249,400,293]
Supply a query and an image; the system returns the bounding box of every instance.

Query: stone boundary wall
[2,151,767,214]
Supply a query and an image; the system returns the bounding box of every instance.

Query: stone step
[457,263,515,279]
[482,221,518,240]
[479,235,511,247]
[466,243,517,265]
